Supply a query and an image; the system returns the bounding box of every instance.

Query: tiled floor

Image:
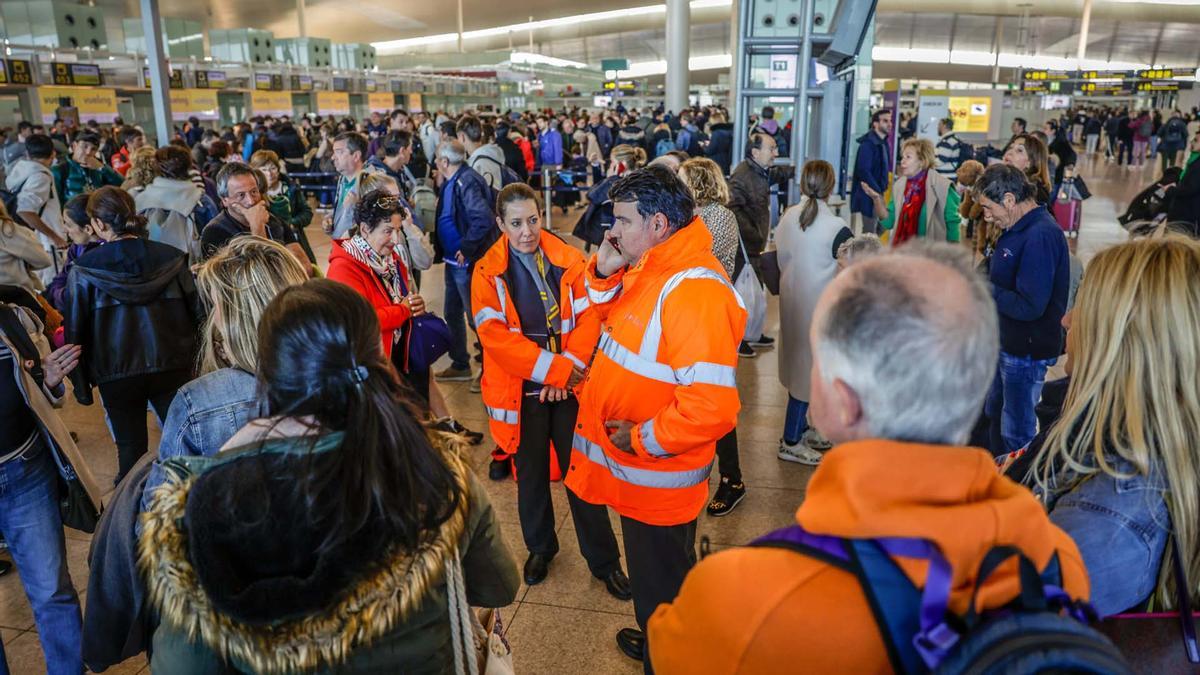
[0,152,1146,673]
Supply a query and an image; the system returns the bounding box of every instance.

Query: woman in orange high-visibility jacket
[562,166,746,666]
[470,183,631,599]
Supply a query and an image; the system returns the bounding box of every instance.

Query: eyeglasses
[373,195,400,210]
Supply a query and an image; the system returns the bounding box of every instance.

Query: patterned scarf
[1181,151,1200,181]
[340,235,406,305]
[893,169,928,247]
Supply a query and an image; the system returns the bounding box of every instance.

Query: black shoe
[598,568,633,601]
[0,560,11,577]
[748,334,775,349]
[706,477,747,517]
[616,628,645,662]
[447,418,484,445]
[738,341,757,358]
[488,457,510,481]
[523,552,554,585]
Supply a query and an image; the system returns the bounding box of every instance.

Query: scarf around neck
[894,169,928,246]
[341,235,406,306]
[1181,151,1200,181]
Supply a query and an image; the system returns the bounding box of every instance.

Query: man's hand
[605,420,635,454]
[566,366,585,390]
[538,385,571,403]
[322,214,334,235]
[596,236,625,277]
[244,202,270,237]
[405,293,426,316]
[40,343,81,389]
[455,251,466,266]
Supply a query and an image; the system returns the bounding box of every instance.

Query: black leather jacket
[65,238,203,404]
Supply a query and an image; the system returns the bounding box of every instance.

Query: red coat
[326,241,412,363]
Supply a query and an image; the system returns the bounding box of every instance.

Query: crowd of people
[0,95,1197,675]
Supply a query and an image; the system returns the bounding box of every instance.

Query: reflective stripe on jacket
[471,231,602,456]
[566,219,747,526]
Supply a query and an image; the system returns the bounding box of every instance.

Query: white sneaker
[778,438,824,465]
[801,428,833,451]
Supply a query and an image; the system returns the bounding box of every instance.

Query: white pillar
[140,0,173,145]
[665,0,690,113]
[296,0,308,37]
[1077,0,1093,62]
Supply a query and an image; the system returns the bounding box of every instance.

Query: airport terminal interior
[1,0,1199,673]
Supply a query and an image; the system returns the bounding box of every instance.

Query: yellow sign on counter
[367,92,394,113]
[251,90,293,116]
[948,96,992,134]
[316,91,351,116]
[170,89,219,121]
[39,86,118,124]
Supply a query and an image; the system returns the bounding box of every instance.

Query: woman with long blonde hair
[140,236,308,509]
[120,146,159,196]
[1031,236,1200,616]
[678,157,737,278]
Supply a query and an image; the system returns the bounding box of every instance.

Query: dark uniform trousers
[621,515,698,675]
[514,395,621,577]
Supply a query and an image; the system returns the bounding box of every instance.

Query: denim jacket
[1043,455,1170,617]
[140,367,263,515]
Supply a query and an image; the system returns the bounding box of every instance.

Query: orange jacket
[564,219,746,526]
[470,231,602,455]
[647,440,1091,674]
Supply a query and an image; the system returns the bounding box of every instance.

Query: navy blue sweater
[989,207,1069,360]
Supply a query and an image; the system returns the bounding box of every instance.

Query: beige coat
[1,304,104,525]
[776,199,846,400]
[889,170,955,244]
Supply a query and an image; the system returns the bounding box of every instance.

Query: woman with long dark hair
[141,279,519,673]
[65,186,202,483]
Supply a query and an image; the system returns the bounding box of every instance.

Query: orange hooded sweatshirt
[647,440,1090,674]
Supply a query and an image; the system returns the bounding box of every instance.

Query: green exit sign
[601,59,629,72]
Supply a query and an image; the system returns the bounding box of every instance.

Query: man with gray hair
[646,242,1090,673]
[974,163,1068,457]
[199,163,307,268]
[431,139,499,389]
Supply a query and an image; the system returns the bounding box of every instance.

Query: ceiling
[78,0,1200,71]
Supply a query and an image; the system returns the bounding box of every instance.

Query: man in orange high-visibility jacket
[565,166,747,669]
[472,183,631,600]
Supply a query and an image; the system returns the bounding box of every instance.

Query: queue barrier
[289,171,339,208]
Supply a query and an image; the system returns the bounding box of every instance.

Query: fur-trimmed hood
[139,424,473,674]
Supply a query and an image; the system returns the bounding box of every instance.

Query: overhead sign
[316,91,350,116]
[601,58,629,72]
[195,70,228,89]
[1136,81,1182,92]
[767,55,797,90]
[254,73,284,91]
[1137,67,1196,80]
[364,78,378,93]
[38,86,118,123]
[406,93,423,112]
[1023,70,1072,82]
[1078,82,1131,96]
[1079,70,1134,80]
[142,67,184,89]
[332,77,351,92]
[52,62,102,86]
[1,59,34,85]
[916,93,949,143]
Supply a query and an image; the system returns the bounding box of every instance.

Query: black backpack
[752,524,1132,674]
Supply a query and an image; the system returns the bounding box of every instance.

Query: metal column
[297,0,308,38]
[140,0,173,145]
[788,0,816,205]
[665,0,691,113]
[1077,0,1093,62]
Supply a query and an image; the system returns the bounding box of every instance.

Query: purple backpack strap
[751,524,852,565]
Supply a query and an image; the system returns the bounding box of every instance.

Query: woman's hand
[405,294,426,316]
[41,344,81,389]
[860,182,887,219]
[538,385,571,403]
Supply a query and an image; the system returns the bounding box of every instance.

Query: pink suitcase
[1052,198,1080,233]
